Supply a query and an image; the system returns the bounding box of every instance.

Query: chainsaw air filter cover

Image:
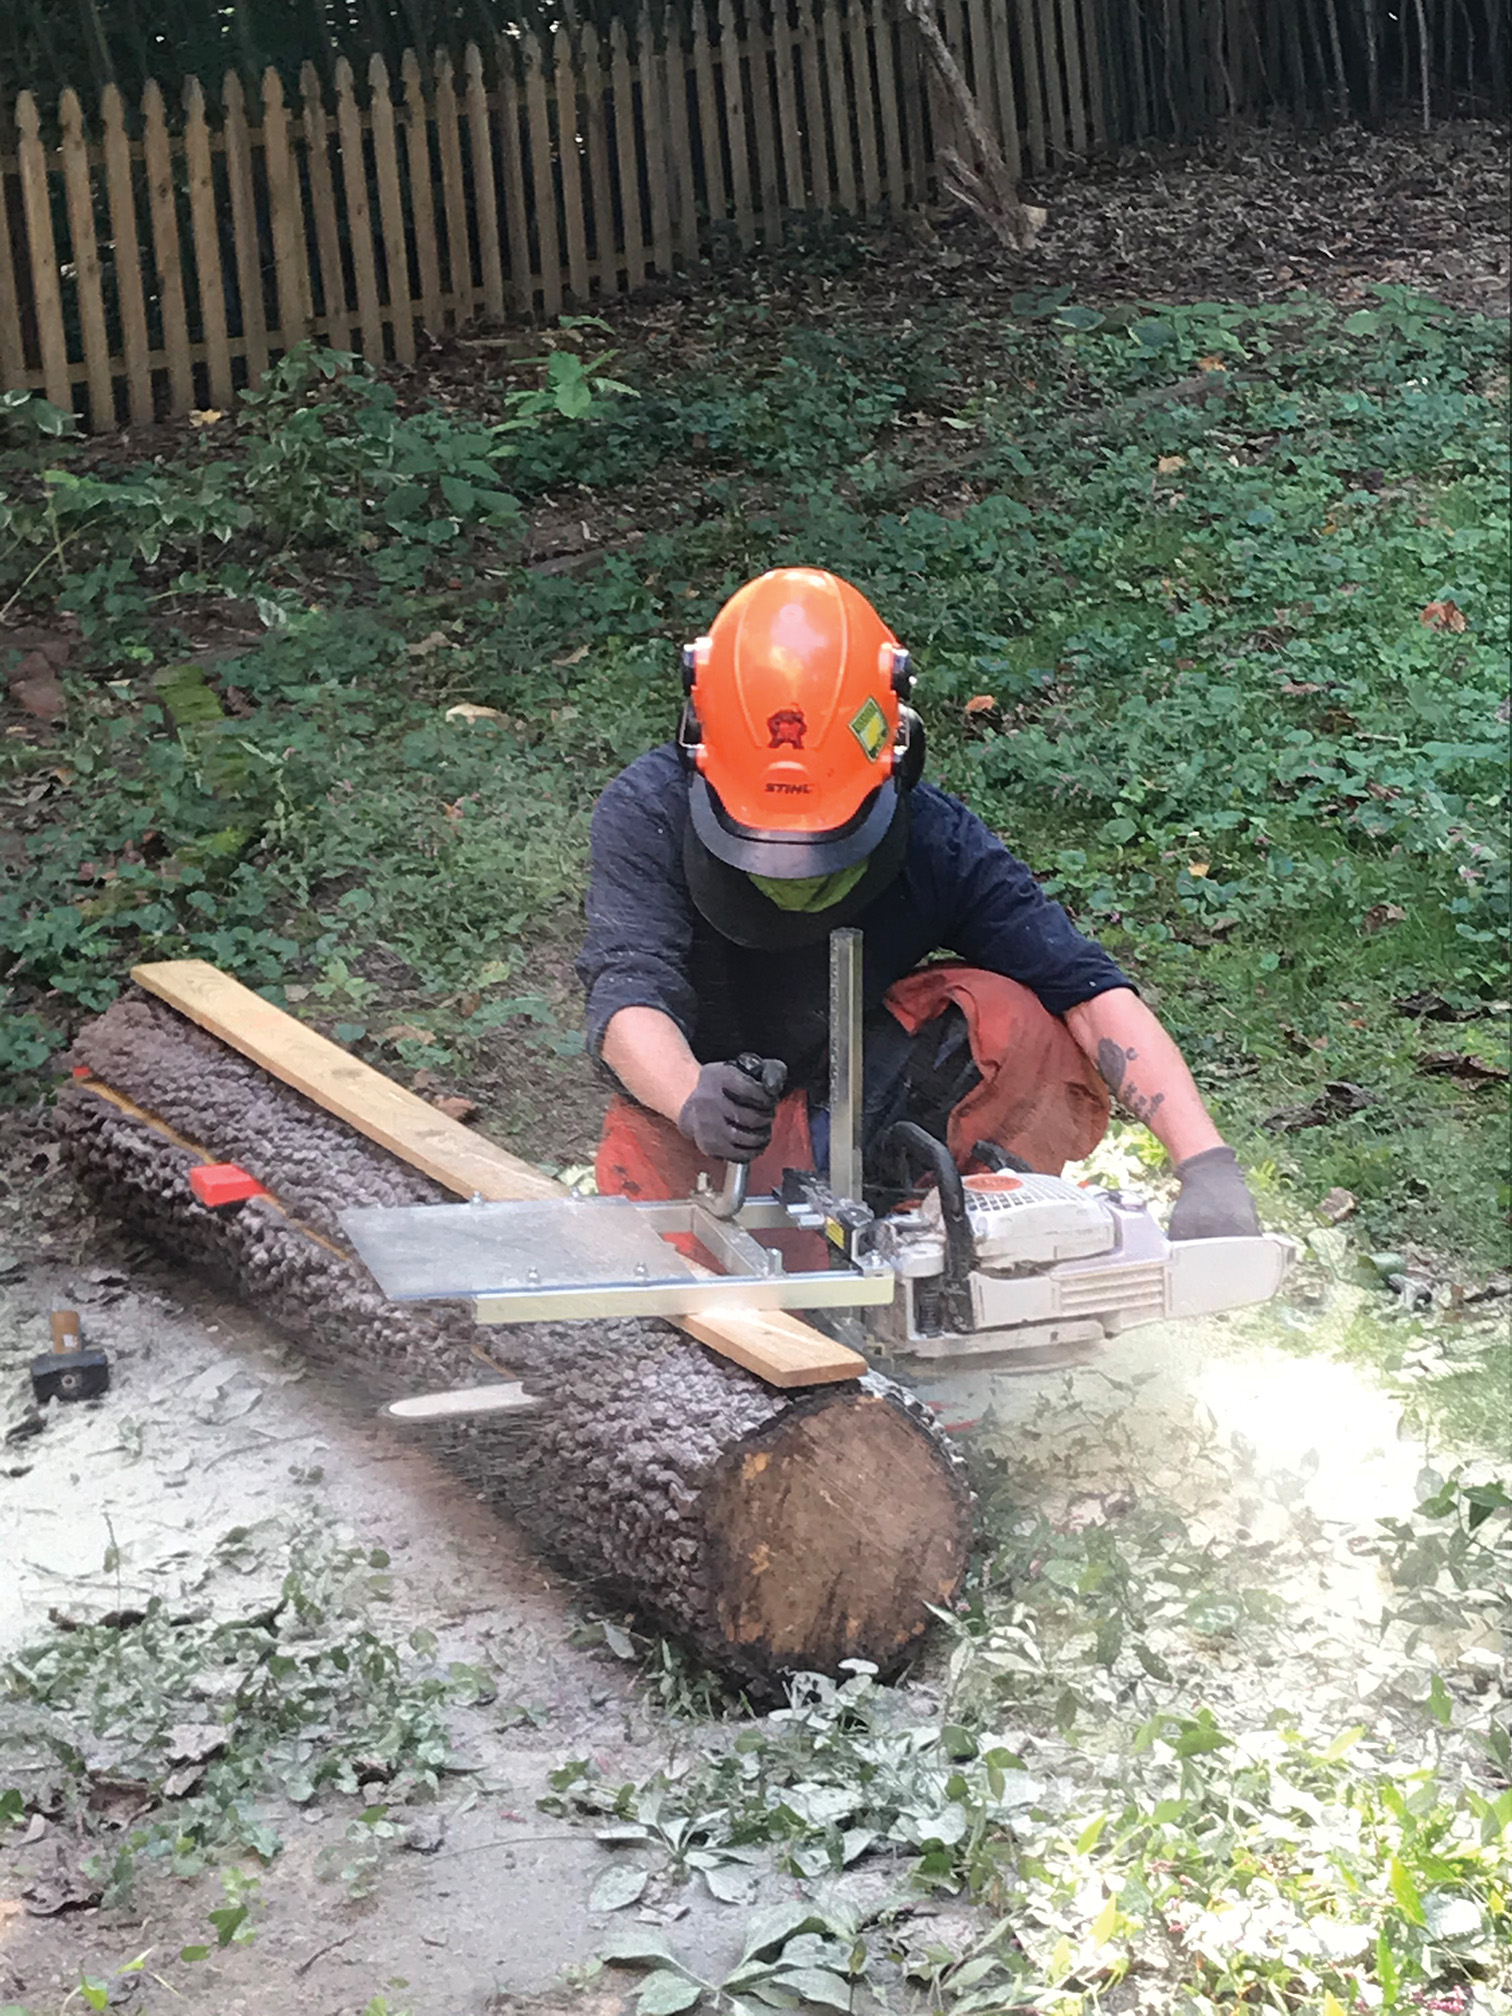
[924,1171,1118,1268]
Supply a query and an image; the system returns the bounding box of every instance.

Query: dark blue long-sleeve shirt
[577,745,1131,1094]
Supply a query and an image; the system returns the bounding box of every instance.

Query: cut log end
[706,1387,973,1672]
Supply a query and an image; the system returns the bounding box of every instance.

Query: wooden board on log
[130,960,865,1389]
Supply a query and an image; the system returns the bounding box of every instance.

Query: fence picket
[644,23,677,273]
[794,0,833,209]
[300,65,350,351]
[1015,0,1049,167]
[524,34,563,315]
[848,0,882,211]
[690,5,728,229]
[261,68,310,345]
[897,7,929,201]
[401,51,443,335]
[718,0,756,243]
[433,52,473,317]
[554,31,592,299]
[984,0,1023,176]
[580,26,618,284]
[747,5,783,239]
[0,147,26,394]
[662,26,700,262]
[463,45,506,321]
[1080,0,1108,142]
[334,60,384,356]
[495,45,536,313]
[1058,0,1089,152]
[222,75,268,387]
[771,0,804,211]
[612,20,650,284]
[142,81,195,409]
[869,0,906,210]
[181,78,232,408]
[821,0,858,211]
[369,57,414,361]
[16,94,69,410]
[59,90,114,427]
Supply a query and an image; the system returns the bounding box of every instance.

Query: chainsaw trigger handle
[733,1053,788,1099]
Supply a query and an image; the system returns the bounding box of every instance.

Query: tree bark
[57,994,974,1691]
[896,0,1045,249]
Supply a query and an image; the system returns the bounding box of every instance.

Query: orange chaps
[594,965,1110,1203]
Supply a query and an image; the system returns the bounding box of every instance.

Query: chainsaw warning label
[849,696,888,761]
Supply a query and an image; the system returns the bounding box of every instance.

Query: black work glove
[1168,1145,1262,1241]
[678,1057,786,1164]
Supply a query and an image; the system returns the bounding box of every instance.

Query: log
[56,995,973,1688]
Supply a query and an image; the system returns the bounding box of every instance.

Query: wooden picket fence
[0,0,1213,429]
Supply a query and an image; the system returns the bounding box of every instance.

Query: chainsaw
[340,930,1293,1414]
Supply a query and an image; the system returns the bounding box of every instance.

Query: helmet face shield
[682,569,912,876]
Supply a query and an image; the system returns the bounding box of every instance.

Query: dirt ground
[3,1097,1503,2014]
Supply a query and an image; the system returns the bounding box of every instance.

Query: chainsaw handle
[707,1055,787,1219]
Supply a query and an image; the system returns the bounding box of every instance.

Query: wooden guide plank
[300,65,350,352]
[130,960,863,1389]
[433,52,473,319]
[771,0,806,213]
[401,52,443,336]
[261,69,310,346]
[335,59,385,356]
[638,10,674,274]
[463,45,506,320]
[59,89,115,428]
[221,74,268,389]
[689,6,728,232]
[554,30,591,298]
[142,81,195,413]
[495,46,536,314]
[870,0,907,211]
[821,0,857,213]
[16,93,70,410]
[579,27,618,286]
[717,0,755,244]
[368,57,415,363]
[524,36,564,316]
[610,21,648,287]
[847,0,882,213]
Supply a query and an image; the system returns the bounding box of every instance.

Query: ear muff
[893,705,926,792]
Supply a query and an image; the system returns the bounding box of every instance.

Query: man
[577,567,1260,1242]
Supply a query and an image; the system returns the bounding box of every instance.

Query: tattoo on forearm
[1095,1038,1166,1127]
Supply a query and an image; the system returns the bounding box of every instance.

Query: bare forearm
[1064,988,1225,1165]
[601,1006,702,1124]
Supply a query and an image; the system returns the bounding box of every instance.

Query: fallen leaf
[9,674,65,721]
[188,408,224,427]
[410,631,453,658]
[1187,861,1209,877]
[160,1764,206,1799]
[1279,680,1324,696]
[1361,902,1406,932]
[552,643,590,666]
[410,1068,438,1091]
[1262,1082,1376,1133]
[445,702,506,723]
[964,694,999,716]
[1319,1187,1357,1224]
[1196,355,1228,373]
[431,1094,479,1122]
[1418,1051,1509,1085]
[1419,599,1467,632]
[380,1023,436,1045]
[1156,454,1186,473]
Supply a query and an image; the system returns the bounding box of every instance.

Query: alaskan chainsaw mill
[342,931,1294,1420]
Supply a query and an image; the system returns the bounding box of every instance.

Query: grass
[2,276,1505,1269]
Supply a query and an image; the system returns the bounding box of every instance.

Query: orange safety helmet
[678,568,923,878]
